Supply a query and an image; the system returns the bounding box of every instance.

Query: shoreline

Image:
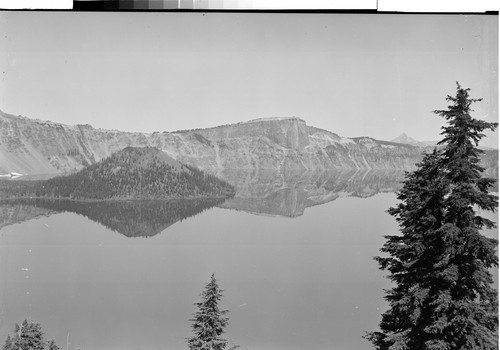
[0,194,234,204]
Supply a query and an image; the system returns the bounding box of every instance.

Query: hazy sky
[0,12,498,147]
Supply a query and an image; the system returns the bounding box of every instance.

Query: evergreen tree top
[435,82,497,148]
[366,83,498,350]
[2,319,61,350]
[188,273,231,350]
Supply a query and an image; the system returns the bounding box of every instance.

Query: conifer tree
[187,274,231,350]
[2,335,13,350]
[46,339,62,350]
[2,319,61,350]
[366,83,498,349]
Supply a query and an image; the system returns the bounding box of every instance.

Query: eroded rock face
[0,111,152,174]
[0,110,497,176]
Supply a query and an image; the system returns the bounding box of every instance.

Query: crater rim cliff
[0,109,496,178]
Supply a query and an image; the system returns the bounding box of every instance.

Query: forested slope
[0,147,235,200]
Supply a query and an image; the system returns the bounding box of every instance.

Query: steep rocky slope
[0,110,496,177]
[0,110,151,174]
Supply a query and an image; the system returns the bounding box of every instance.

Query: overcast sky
[0,12,498,147]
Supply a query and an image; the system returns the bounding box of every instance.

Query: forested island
[0,147,235,201]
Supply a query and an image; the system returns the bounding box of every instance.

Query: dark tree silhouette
[187,274,237,350]
[366,83,498,349]
[2,319,61,350]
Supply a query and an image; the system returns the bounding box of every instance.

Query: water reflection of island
[2,169,494,234]
[0,198,225,237]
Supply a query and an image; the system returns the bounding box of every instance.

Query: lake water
[0,170,497,350]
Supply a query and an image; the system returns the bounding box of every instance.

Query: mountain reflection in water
[0,170,411,236]
[218,169,406,217]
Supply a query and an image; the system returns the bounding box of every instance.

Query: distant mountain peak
[391,133,437,147]
[392,133,417,144]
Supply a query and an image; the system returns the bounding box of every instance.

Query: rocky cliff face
[0,110,151,174]
[0,110,497,177]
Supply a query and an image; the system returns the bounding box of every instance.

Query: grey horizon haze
[0,12,498,147]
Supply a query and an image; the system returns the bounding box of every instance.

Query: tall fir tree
[366,83,498,350]
[187,273,234,350]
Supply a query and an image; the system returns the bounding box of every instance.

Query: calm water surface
[0,183,497,350]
